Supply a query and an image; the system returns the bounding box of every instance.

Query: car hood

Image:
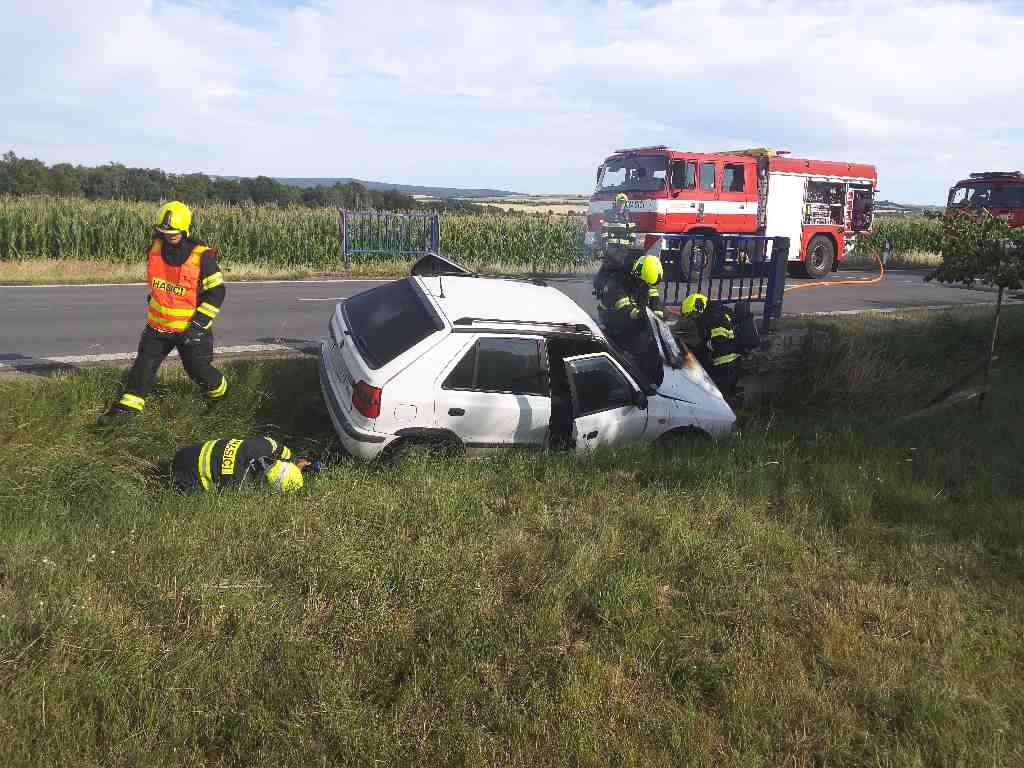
[655,347,736,425]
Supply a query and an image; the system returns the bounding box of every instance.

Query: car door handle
[585,430,598,439]
[448,408,465,416]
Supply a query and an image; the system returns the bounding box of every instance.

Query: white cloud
[0,0,1021,201]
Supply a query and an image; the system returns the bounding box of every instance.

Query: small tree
[926,210,1024,406]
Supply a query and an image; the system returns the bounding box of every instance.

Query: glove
[180,320,208,347]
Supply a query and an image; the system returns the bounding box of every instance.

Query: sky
[1,0,1021,204]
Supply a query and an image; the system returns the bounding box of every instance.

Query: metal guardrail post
[762,236,789,332]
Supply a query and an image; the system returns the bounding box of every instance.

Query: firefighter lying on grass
[171,435,322,493]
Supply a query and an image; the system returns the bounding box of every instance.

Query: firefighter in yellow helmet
[98,201,228,425]
[594,252,665,384]
[598,192,636,265]
[679,292,741,398]
[170,435,316,492]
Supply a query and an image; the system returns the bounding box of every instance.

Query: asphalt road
[0,270,1016,367]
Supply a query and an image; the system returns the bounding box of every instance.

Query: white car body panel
[317,275,735,460]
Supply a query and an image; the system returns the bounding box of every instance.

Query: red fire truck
[586,147,877,278]
[946,171,1024,228]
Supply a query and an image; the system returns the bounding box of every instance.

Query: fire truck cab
[586,147,878,278]
[947,172,1024,228]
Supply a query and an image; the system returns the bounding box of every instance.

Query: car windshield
[596,155,669,192]
[948,182,1024,208]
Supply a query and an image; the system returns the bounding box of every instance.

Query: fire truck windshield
[949,182,1024,209]
[596,156,669,193]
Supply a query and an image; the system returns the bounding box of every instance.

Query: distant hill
[267,177,525,199]
[875,199,944,216]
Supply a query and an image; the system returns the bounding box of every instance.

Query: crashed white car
[317,260,734,460]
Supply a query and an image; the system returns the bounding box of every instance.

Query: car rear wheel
[385,435,463,465]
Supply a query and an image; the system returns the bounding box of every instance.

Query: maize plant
[0,195,588,271]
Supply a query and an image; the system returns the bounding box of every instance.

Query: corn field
[856,216,943,256]
[0,196,587,270]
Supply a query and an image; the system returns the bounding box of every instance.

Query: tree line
[0,151,488,213]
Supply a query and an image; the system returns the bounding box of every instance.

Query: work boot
[96,405,140,427]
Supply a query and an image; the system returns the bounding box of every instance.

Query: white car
[317,265,735,461]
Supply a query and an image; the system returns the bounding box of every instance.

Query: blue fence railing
[658,234,790,331]
[340,211,440,268]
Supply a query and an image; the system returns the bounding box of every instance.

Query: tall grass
[0,196,587,271]
[0,307,1022,765]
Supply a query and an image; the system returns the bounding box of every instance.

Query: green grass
[1,308,1023,766]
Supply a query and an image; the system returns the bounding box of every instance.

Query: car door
[563,353,649,453]
[434,335,551,451]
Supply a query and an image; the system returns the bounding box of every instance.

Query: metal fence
[658,234,790,331]
[340,211,440,268]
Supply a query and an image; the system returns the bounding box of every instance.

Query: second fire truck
[586,147,878,278]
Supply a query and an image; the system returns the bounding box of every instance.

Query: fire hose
[783,250,885,293]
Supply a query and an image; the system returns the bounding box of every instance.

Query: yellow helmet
[681,292,708,315]
[615,192,628,203]
[632,254,663,286]
[154,201,192,235]
[265,460,304,492]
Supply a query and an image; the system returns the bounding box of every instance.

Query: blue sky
[1,0,1022,203]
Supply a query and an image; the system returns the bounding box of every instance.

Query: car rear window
[342,279,444,369]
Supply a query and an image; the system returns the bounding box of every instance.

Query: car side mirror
[634,391,648,411]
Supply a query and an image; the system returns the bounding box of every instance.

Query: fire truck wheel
[801,235,835,279]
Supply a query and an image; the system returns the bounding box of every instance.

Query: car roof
[415,275,601,335]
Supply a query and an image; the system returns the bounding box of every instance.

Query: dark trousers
[124,325,224,399]
[709,360,740,399]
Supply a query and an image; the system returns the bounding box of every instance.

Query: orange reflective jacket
[146,239,209,333]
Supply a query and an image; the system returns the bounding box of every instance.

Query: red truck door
[717,160,758,233]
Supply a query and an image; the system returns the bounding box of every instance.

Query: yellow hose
[784,250,885,293]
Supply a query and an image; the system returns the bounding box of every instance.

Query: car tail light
[352,380,382,418]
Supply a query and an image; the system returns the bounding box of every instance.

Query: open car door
[564,353,649,453]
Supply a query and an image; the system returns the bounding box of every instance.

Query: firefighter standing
[679,292,741,397]
[595,253,665,385]
[99,202,228,425]
[171,435,309,492]
[598,192,635,266]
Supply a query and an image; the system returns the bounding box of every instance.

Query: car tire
[655,427,710,449]
[385,436,462,464]
[798,235,835,279]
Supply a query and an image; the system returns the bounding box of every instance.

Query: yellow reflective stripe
[281,446,292,460]
[710,326,736,340]
[195,302,220,319]
[613,296,633,310]
[201,272,224,291]
[713,353,740,366]
[648,287,660,296]
[147,312,189,331]
[197,440,216,491]
[266,437,278,454]
[118,393,145,411]
[209,376,228,399]
[148,297,194,318]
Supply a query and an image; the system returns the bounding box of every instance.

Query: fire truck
[946,171,1024,228]
[585,147,878,278]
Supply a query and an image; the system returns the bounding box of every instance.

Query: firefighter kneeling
[99,201,228,426]
[678,292,741,399]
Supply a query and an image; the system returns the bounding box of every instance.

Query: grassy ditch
[1,308,1022,766]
